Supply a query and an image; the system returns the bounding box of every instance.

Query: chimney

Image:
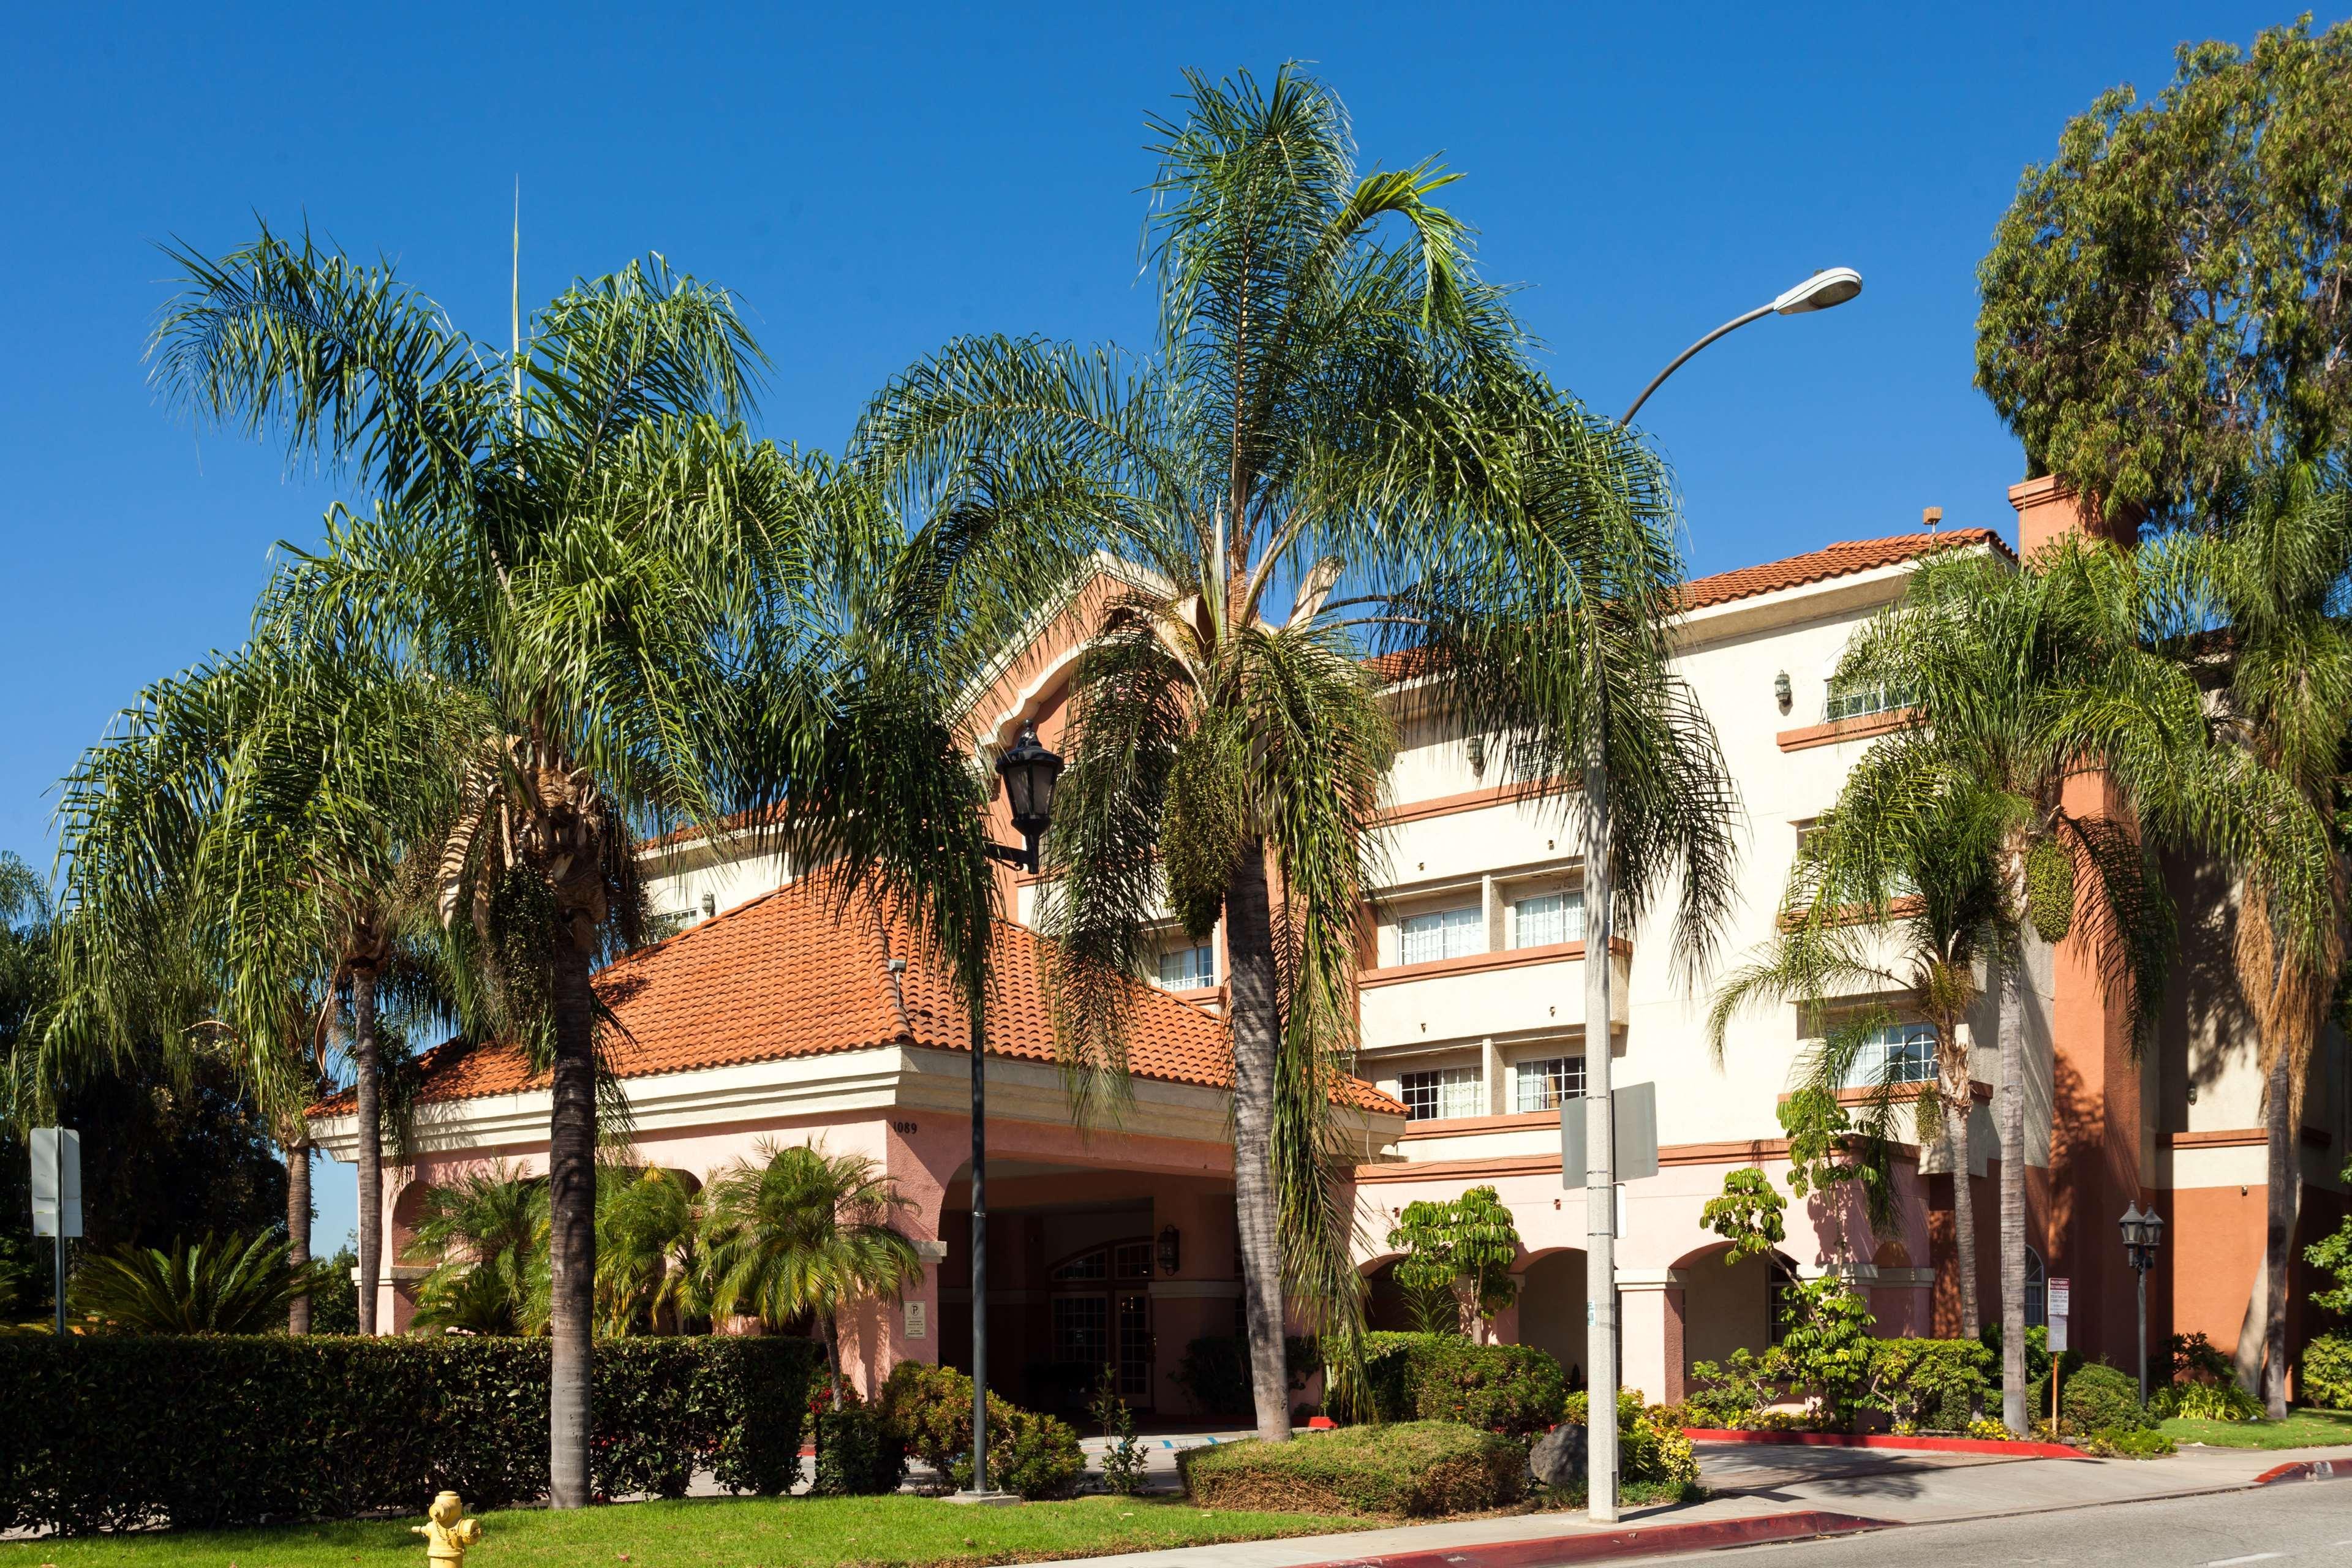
[2008,475,2139,557]
[1922,505,1943,533]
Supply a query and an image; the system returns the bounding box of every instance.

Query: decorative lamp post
[1578,268,1863,1525]
[2119,1201,2165,1401]
[955,720,1063,1501]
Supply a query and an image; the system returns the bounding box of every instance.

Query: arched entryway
[1516,1247,1589,1387]
[1677,1242,1796,1371]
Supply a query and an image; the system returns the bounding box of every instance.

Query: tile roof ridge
[603,881,799,972]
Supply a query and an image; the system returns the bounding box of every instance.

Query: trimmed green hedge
[1179,1421,1525,1516]
[0,1334,822,1535]
[1357,1332,1566,1438]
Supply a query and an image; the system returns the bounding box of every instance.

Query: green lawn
[0,1493,1370,1568]
[2159,1408,2352,1450]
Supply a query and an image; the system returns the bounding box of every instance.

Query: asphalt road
[1659,1482,2352,1567]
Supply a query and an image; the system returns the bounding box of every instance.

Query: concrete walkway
[1059,1438,2352,1568]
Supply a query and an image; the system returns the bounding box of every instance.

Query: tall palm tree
[1834,535,2204,1431]
[150,229,831,1504]
[700,1141,923,1396]
[2140,464,2352,1415]
[1711,786,2011,1335]
[853,66,1736,1443]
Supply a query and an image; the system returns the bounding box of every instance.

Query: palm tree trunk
[1225,839,1292,1445]
[2262,1047,2299,1419]
[547,933,600,1509]
[1997,943,2029,1433]
[353,968,382,1338]
[287,1133,314,1335]
[1942,1055,1980,1340]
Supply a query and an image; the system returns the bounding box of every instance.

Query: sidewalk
[1060,1438,2352,1568]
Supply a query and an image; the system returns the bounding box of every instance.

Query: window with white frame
[1825,676,1910,723]
[1399,903,1482,965]
[2024,1246,2047,1329]
[1399,1067,1482,1121]
[1844,1022,1937,1087]
[1512,1055,1586,1112]
[1155,941,1215,990]
[1511,891,1585,948]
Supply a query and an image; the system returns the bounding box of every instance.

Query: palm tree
[53,647,470,1336]
[150,228,831,1504]
[2139,464,2352,1415]
[597,1166,704,1335]
[73,1231,332,1335]
[853,66,1736,1443]
[408,1162,551,1335]
[1833,534,2204,1431]
[699,1141,922,1395]
[1711,786,2011,1334]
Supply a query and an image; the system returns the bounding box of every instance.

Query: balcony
[1357,938,1629,1049]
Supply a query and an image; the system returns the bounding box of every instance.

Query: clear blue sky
[2,2,2331,1250]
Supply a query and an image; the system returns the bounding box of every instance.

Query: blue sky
[2,2,2333,1249]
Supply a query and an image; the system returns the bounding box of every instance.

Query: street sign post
[31,1127,81,1338]
[1559,1082,1658,1186]
[2047,1276,2070,1355]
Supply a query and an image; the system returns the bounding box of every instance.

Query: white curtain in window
[1400,905,1482,965]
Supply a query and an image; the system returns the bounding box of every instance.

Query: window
[2024,1246,2047,1329]
[1825,677,1909,723]
[1768,1254,1800,1346]
[1512,891,1585,948]
[1399,1067,1483,1121]
[1512,1055,1586,1112]
[1117,1292,1152,1398]
[1400,904,1482,965]
[1050,1250,1108,1283]
[1052,1294,1110,1363]
[1845,1023,1937,1087]
[1114,1241,1153,1280]
[1156,942,1215,990]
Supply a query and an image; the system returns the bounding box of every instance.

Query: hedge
[0,1334,822,1535]
[1179,1421,1525,1516]
[1357,1332,1566,1437]
[2058,1362,2149,1434]
[2304,1330,2352,1411]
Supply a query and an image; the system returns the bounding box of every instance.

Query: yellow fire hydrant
[413,1491,483,1567]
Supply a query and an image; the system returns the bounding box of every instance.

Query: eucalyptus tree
[151,230,829,1505]
[855,66,1736,1445]
[1709,786,2011,1335]
[1832,535,2204,1431]
[2139,464,2352,1415]
[53,646,470,1335]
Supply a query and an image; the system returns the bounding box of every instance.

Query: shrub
[949,1403,1086,1500]
[1966,1416,2018,1441]
[2299,1330,2352,1411]
[1680,1349,1777,1429]
[1180,1421,1524,1516]
[1558,1387,1698,1485]
[2086,1425,2176,1459]
[1773,1277,1876,1429]
[1091,1368,1149,1496]
[2060,1362,2149,1434]
[2149,1378,2264,1421]
[1173,1335,1317,1419]
[0,1334,820,1535]
[1864,1338,1993,1431]
[812,1408,906,1496]
[1357,1331,1566,1437]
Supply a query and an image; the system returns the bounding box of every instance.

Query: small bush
[2300,1331,2352,1411]
[1558,1387,1698,1485]
[1966,1416,2019,1441]
[880,1360,1082,1499]
[2149,1378,2264,1421]
[1358,1332,1566,1437]
[949,1404,1086,1501]
[1180,1421,1525,1517]
[1680,1349,1777,1428]
[811,1408,905,1496]
[1091,1368,1149,1496]
[1173,1335,1316,1419]
[2060,1363,2148,1434]
[1865,1338,1993,1431]
[2086,1425,2176,1459]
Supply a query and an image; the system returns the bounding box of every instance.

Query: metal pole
[2135,1259,2149,1403]
[53,1229,66,1339]
[970,1011,990,1494]
[1583,749,1619,1523]
[1618,305,1774,426]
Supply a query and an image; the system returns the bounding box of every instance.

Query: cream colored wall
[641,844,790,929]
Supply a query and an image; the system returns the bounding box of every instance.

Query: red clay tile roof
[1679,528,2011,612]
[325,877,1401,1117]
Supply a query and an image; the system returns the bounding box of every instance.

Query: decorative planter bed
[1682,1428,2087,1460]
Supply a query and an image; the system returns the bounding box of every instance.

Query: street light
[954,720,1064,1502]
[1580,267,1863,1526]
[2119,1201,2166,1400]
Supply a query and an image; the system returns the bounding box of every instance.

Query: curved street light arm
[1618,302,1776,427]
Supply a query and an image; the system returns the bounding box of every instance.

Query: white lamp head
[1772,266,1864,315]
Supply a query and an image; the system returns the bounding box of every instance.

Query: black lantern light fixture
[957,718,1066,1502]
[2119,1201,2166,1400]
[1157,1224,1182,1277]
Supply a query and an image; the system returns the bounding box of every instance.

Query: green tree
[699,1142,922,1396]
[596,1166,704,1336]
[2141,465,2352,1414]
[72,1230,331,1335]
[407,1162,549,1335]
[1711,777,2011,1332]
[1385,1185,1523,1340]
[150,228,829,1505]
[854,66,1734,1444]
[1831,537,2205,1431]
[1978,18,2352,529]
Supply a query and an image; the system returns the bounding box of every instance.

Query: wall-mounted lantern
[1156,1224,1182,1276]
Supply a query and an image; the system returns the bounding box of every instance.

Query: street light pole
[1582,267,1863,1524]
[2119,1202,2165,1401]
[956,722,1063,1502]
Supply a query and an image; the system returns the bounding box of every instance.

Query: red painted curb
[1684,1428,2087,1460]
[2253,1458,2350,1484]
[1291,1510,1896,1568]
